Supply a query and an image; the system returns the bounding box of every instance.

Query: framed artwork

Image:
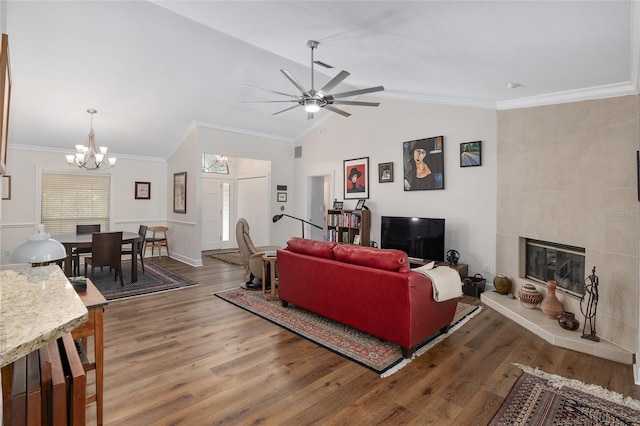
[277,192,287,202]
[135,181,150,199]
[344,157,369,199]
[0,34,11,175]
[355,199,366,210]
[173,172,187,214]
[460,141,482,167]
[378,162,394,183]
[2,175,10,200]
[332,200,343,209]
[403,136,444,191]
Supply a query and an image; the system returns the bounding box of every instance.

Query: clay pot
[518,284,543,309]
[558,311,580,331]
[540,280,564,319]
[493,274,512,295]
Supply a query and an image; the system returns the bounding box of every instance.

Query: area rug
[490,363,640,425]
[213,288,481,377]
[87,260,198,301]
[205,250,245,267]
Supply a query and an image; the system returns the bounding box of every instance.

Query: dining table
[51,231,141,283]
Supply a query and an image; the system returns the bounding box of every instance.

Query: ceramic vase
[493,274,512,295]
[540,280,564,319]
[517,283,543,309]
[557,311,580,331]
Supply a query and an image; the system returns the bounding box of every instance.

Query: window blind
[41,172,110,235]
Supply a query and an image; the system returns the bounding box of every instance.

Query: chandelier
[65,108,116,170]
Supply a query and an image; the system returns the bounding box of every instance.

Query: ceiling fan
[244,40,384,119]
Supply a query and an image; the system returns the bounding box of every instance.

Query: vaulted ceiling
[4,1,637,160]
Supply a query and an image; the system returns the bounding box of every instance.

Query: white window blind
[41,172,110,235]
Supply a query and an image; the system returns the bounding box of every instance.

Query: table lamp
[10,224,67,266]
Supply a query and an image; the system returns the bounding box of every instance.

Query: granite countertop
[0,265,88,368]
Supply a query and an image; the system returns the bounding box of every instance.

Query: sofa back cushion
[333,244,410,272]
[286,237,336,260]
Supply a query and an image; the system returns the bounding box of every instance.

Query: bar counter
[0,265,88,368]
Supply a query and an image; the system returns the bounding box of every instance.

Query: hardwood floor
[86,255,640,425]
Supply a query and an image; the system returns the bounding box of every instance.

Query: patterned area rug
[205,250,245,267]
[88,260,198,301]
[214,288,481,377]
[490,364,640,425]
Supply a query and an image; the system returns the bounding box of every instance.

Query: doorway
[307,173,333,241]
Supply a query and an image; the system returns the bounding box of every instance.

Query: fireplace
[523,238,585,296]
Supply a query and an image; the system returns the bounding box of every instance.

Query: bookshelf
[326,208,370,246]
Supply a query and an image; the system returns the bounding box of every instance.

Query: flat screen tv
[380,216,445,262]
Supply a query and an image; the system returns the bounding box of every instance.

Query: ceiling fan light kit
[245,40,384,118]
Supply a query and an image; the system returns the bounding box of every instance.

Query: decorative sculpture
[580,266,600,342]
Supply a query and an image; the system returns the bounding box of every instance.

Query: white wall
[195,123,294,248]
[294,98,498,277]
[1,146,167,265]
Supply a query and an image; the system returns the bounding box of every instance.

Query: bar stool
[144,226,169,259]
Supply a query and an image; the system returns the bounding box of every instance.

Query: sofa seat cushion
[333,244,410,272]
[286,237,337,260]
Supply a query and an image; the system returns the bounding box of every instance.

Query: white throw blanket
[412,264,463,302]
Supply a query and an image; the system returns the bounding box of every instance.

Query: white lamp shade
[10,227,67,264]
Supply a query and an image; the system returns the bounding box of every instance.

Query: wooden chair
[84,232,123,286]
[144,226,169,259]
[72,224,100,275]
[122,225,147,273]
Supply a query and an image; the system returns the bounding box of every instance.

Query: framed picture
[355,199,366,210]
[135,181,150,200]
[332,200,343,209]
[460,141,482,167]
[403,136,444,191]
[277,192,287,202]
[0,34,11,175]
[2,175,10,200]
[378,162,394,183]
[173,172,187,214]
[344,157,369,199]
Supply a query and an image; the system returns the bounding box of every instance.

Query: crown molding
[192,120,294,143]
[10,144,166,163]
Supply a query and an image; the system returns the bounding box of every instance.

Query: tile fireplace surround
[481,290,633,364]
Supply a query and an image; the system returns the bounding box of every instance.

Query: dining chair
[84,231,124,286]
[144,226,169,259]
[72,224,101,275]
[122,225,147,274]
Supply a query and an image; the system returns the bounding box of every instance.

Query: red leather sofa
[277,237,459,358]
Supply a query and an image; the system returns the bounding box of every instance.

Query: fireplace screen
[525,239,585,296]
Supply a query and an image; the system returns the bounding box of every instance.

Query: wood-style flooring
[85,254,640,425]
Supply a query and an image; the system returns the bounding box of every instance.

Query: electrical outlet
[3,250,9,257]
[483,264,490,273]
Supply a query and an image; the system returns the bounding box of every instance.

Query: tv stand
[409,259,468,280]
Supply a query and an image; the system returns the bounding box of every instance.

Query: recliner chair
[236,218,281,282]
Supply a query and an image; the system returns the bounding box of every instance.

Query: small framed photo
[135,181,151,200]
[173,172,187,214]
[355,199,366,210]
[378,162,394,183]
[277,192,287,202]
[2,175,10,200]
[353,234,361,245]
[460,141,482,167]
[332,200,344,209]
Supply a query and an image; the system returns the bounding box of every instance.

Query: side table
[71,279,108,426]
[261,255,278,300]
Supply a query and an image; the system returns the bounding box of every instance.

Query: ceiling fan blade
[281,69,310,96]
[330,85,385,99]
[242,100,299,104]
[243,84,299,99]
[307,112,315,120]
[272,104,301,116]
[318,70,350,94]
[332,100,380,107]
[324,105,351,117]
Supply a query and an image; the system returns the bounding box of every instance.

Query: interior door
[201,175,233,250]
[236,176,269,247]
